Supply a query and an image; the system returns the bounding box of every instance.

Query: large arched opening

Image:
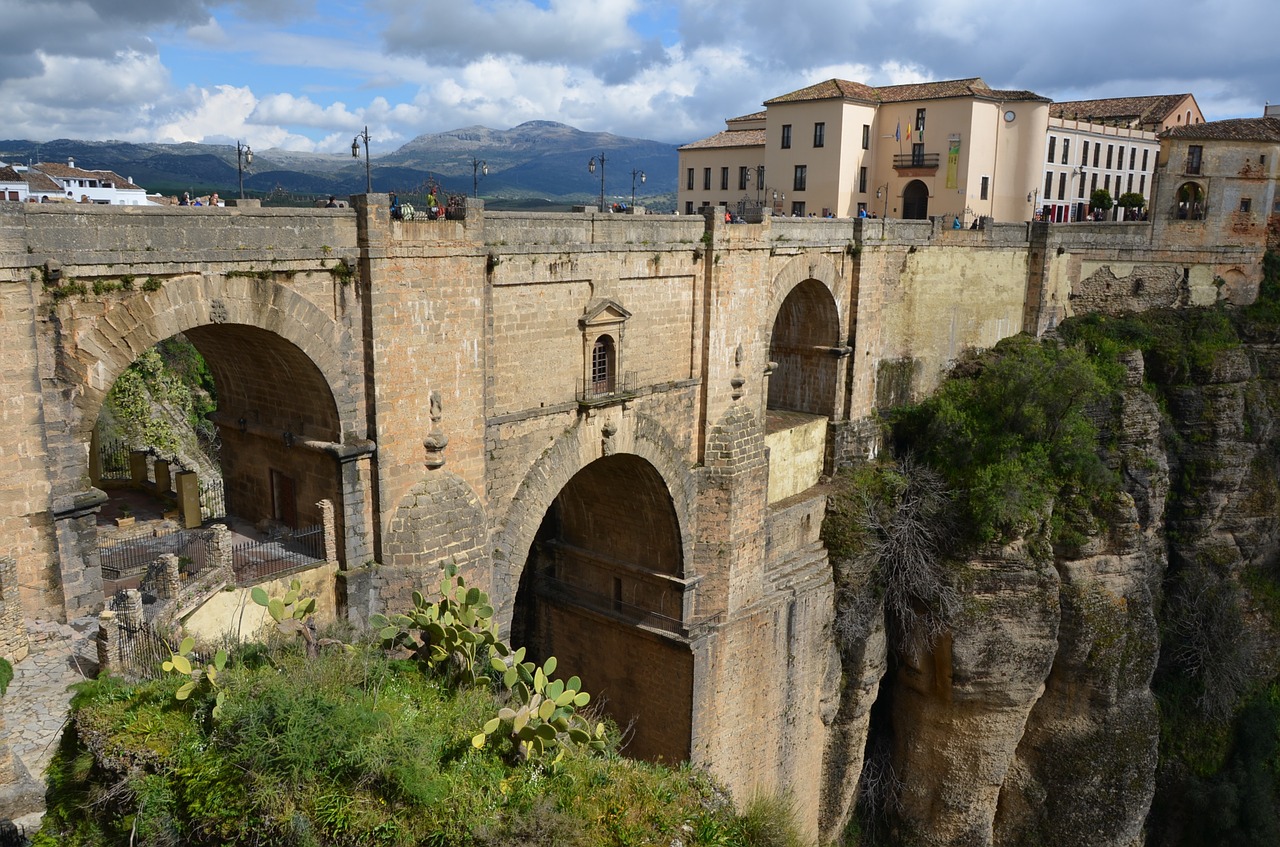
[90,323,346,594]
[511,453,693,763]
[767,279,841,418]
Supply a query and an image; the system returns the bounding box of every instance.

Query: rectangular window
[685,201,694,215]
[813,122,825,148]
[1104,174,1111,191]
[1062,138,1070,165]
[862,124,871,149]
[738,166,749,191]
[791,201,806,217]
[720,167,729,190]
[915,108,926,131]
[1090,173,1098,194]
[1082,140,1090,167]
[859,166,868,193]
[1093,143,1101,167]
[1047,136,1056,163]
[686,168,694,190]
[980,175,989,200]
[1240,198,1252,213]
[1058,172,1067,200]
[1116,146,1124,170]
[1142,149,1149,171]
[1129,148,1137,170]
[1127,174,1134,192]
[703,168,711,190]
[911,143,925,166]
[1106,144,1114,169]
[1139,174,1146,194]
[1045,171,1054,200]
[793,165,807,191]
[781,124,792,149]
[1078,173,1087,198]
[1186,145,1203,174]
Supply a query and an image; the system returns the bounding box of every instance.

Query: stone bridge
[0,197,1262,839]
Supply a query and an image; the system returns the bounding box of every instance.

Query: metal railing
[577,370,638,405]
[100,526,206,580]
[892,153,941,169]
[98,438,131,481]
[200,477,227,521]
[535,572,685,635]
[231,523,325,585]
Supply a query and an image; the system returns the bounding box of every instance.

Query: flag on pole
[894,120,901,142]
[905,125,912,142]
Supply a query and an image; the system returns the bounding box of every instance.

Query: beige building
[679,77,1052,223]
[1042,94,1205,222]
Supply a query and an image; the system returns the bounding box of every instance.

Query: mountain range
[0,122,681,209]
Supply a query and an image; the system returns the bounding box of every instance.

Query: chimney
[68,157,75,168]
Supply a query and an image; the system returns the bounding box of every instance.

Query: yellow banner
[946,136,961,190]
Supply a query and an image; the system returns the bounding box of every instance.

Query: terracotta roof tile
[679,129,767,151]
[91,170,143,190]
[34,162,101,179]
[22,171,62,193]
[727,110,767,123]
[764,79,879,105]
[1050,94,1192,125]
[0,166,22,182]
[1161,117,1280,143]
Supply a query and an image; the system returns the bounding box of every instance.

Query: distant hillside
[0,122,680,209]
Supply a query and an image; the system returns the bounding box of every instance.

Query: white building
[1042,94,1204,222]
[0,165,27,202]
[29,158,149,205]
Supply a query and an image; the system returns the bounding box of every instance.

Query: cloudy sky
[1,0,1275,154]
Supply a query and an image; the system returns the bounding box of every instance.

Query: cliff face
[822,320,1280,845]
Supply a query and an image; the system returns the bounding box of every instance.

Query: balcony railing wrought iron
[892,153,941,170]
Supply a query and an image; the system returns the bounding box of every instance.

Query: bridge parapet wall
[7,203,358,265]
[483,211,706,249]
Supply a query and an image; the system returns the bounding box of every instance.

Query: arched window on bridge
[579,299,631,401]
[591,335,615,395]
[1176,182,1206,220]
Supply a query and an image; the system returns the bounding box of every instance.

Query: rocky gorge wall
[819,286,1280,846]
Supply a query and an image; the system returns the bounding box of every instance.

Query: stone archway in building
[767,278,842,418]
[1176,181,1205,220]
[902,179,930,220]
[510,452,694,764]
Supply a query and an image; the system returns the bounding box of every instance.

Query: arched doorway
[768,279,841,418]
[902,180,930,219]
[511,454,693,762]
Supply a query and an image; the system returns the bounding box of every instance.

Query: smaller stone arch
[763,261,844,420]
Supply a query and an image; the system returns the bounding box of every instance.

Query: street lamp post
[875,184,889,218]
[471,157,488,198]
[588,153,606,211]
[351,126,371,193]
[236,141,253,199]
[1027,189,1040,220]
[630,168,645,208]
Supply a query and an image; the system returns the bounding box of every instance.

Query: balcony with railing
[577,370,638,408]
[893,152,941,171]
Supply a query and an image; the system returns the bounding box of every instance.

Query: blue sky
[1,0,1276,154]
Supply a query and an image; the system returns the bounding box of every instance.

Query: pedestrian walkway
[4,617,98,834]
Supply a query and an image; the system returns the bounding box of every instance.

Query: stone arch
[68,274,363,447]
[489,411,696,629]
[376,471,490,615]
[763,259,844,419]
[1218,266,1252,305]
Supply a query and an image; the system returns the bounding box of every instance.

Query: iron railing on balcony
[100,525,208,581]
[892,152,941,170]
[577,370,638,405]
